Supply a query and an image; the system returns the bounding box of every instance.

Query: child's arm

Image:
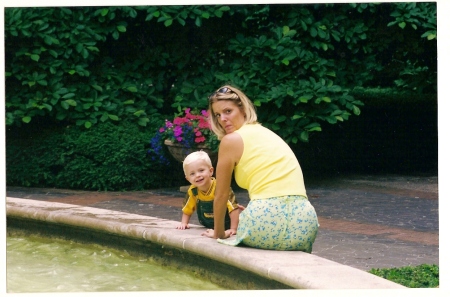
[176,213,191,230]
[227,208,240,235]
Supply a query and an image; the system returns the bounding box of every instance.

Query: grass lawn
[369,264,439,288]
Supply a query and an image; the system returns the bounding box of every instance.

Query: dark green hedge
[6,119,186,191]
[6,88,438,190]
[5,4,436,144]
[295,90,438,178]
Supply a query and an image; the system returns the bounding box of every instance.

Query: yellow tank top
[234,123,307,200]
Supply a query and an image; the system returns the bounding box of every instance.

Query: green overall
[193,188,231,229]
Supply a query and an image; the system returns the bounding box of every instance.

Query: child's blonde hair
[182,151,212,175]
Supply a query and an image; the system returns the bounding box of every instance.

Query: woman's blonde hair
[208,85,258,140]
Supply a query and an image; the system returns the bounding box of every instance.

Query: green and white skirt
[217,195,319,252]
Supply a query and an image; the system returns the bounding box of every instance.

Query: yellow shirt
[181,178,238,216]
[234,123,307,200]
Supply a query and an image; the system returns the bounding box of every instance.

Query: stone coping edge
[6,197,405,290]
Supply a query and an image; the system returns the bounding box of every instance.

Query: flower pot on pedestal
[149,108,219,192]
[164,139,218,164]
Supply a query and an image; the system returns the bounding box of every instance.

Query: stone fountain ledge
[6,197,405,290]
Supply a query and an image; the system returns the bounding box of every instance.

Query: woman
[201,85,319,252]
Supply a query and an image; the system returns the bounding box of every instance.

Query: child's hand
[176,223,189,230]
[201,229,215,238]
[226,228,237,235]
[224,229,234,237]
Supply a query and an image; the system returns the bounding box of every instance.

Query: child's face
[184,159,214,190]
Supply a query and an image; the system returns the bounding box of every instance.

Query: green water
[6,234,226,293]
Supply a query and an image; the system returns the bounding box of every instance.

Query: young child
[176,151,241,234]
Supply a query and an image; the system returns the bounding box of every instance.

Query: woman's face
[212,100,246,134]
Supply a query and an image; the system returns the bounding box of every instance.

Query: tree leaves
[30,54,40,61]
[4,3,435,142]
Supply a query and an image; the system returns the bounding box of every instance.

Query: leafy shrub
[6,120,186,191]
[369,264,439,288]
[5,4,436,144]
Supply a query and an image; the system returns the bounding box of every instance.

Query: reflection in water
[7,234,225,293]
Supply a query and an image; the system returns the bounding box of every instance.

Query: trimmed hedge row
[6,89,438,191]
[6,119,186,191]
[295,91,438,177]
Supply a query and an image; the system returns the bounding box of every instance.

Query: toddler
[176,151,241,234]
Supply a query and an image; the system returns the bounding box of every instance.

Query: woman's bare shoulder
[219,133,244,166]
[221,131,242,144]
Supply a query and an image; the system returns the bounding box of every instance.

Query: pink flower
[173,117,187,125]
[198,119,210,129]
[186,113,197,121]
[195,136,206,143]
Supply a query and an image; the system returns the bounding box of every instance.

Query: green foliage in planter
[369,264,439,288]
[6,120,185,191]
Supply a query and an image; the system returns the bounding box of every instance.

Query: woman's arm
[204,132,243,239]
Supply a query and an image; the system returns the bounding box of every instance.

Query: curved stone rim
[6,197,405,290]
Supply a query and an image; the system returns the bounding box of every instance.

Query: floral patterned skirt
[217,195,319,252]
